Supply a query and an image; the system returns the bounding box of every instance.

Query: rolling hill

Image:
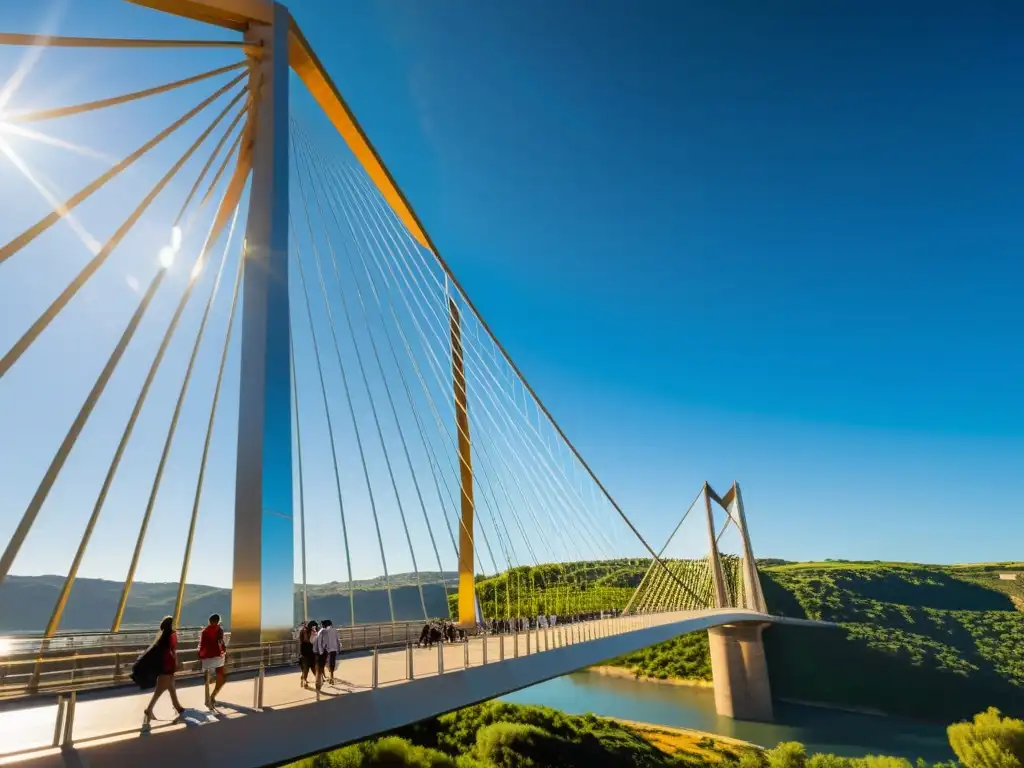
[0,572,457,633]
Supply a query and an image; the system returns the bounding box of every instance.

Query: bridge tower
[126,0,485,640]
[706,481,773,721]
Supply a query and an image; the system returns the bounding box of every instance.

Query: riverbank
[503,672,956,761]
[591,666,888,717]
[610,717,758,760]
[589,665,714,688]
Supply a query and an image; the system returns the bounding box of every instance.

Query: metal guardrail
[1,612,649,760]
[0,620,429,700]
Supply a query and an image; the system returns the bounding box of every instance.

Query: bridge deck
[0,610,825,766]
[0,610,790,765]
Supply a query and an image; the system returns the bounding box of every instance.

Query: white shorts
[201,656,225,671]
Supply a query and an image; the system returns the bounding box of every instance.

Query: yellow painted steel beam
[128,0,432,250]
[449,298,476,627]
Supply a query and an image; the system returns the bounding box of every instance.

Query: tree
[948,708,1024,768]
[768,742,808,768]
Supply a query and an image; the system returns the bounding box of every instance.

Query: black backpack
[131,644,162,690]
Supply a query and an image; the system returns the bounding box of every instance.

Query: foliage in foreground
[286,703,1024,768]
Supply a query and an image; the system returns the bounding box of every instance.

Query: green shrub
[474,722,554,767]
[948,708,1024,768]
[767,742,807,768]
[807,754,851,768]
[850,757,913,768]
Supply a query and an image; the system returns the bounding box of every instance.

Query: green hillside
[606,561,1024,721]
[286,700,1024,768]
[0,572,457,633]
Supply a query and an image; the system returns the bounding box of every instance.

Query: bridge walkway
[0,610,786,765]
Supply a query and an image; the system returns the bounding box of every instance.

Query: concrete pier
[708,622,774,721]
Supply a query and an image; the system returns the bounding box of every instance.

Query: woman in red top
[143,616,184,723]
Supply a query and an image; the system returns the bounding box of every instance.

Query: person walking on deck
[143,616,184,724]
[314,619,341,689]
[198,613,227,709]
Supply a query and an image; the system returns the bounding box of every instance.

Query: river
[501,672,954,762]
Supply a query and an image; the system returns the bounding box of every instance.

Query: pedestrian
[314,619,341,689]
[198,613,227,709]
[298,620,317,688]
[143,616,184,724]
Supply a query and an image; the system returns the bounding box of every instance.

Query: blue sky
[0,0,1021,601]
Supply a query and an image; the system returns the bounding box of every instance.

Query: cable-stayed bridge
[0,1,826,764]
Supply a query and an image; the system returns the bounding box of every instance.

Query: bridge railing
[0,611,671,761]
[0,620,428,700]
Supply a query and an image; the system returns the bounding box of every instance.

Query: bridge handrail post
[371,647,379,688]
[406,641,413,680]
[463,638,470,668]
[437,641,444,674]
[514,630,519,658]
[51,695,66,747]
[482,634,488,665]
[499,634,504,661]
[61,691,76,746]
[525,627,531,655]
[258,662,265,709]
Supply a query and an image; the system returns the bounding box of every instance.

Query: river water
[502,672,954,762]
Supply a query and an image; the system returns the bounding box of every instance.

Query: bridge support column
[231,2,294,645]
[449,297,476,628]
[708,622,773,722]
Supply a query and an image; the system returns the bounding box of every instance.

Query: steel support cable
[299,129,544,581]
[440,280,619,558]
[0,103,245,585]
[111,196,241,632]
[0,33,258,51]
[354,194,615,565]
[291,335,310,624]
[291,227,356,627]
[0,273,167,587]
[343,173,597,570]
[308,142,495,615]
[323,210,454,617]
[294,138,428,621]
[0,81,248,383]
[334,170,688,594]
[6,61,248,124]
[300,131,549,580]
[196,124,247,215]
[413,290,600,565]
[623,487,703,614]
[446,295,602,566]
[0,72,248,268]
[175,97,251,226]
[40,198,241,636]
[293,198,400,626]
[312,136,528,605]
[456,347,611,561]
[174,207,244,625]
[351,172,619,558]
[312,146,507,585]
[347,172,594,546]
[328,182,485,588]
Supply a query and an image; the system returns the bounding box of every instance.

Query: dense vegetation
[606,562,1024,720]
[286,702,1024,768]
